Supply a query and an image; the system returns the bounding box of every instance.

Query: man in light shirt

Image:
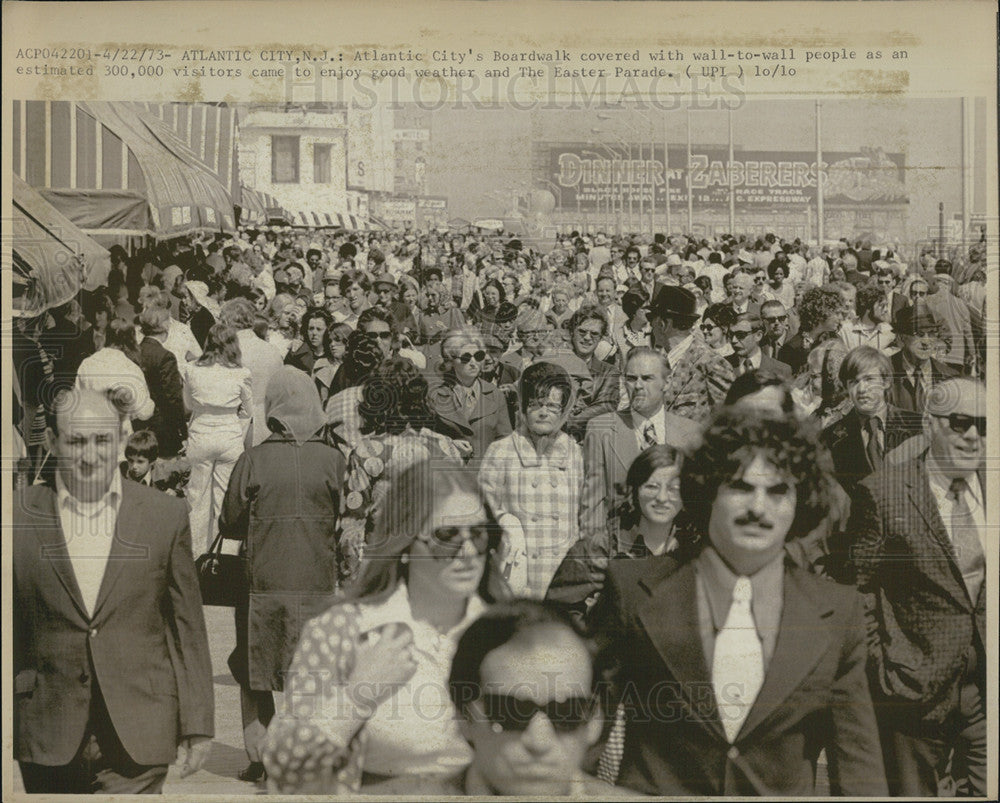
[13,387,213,793]
[849,378,986,796]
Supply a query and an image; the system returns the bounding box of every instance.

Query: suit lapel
[636,561,725,740]
[31,488,90,622]
[739,566,833,739]
[903,461,970,604]
[91,484,151,620]
[612,412,638,474]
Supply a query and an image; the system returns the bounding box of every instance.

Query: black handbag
[195,531,248,607]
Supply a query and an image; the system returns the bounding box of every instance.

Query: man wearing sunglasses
[589,409,887,795]
[364,600,624,796]
[757,300,790,358]
[725,314,792,381]
[849,378,987,797]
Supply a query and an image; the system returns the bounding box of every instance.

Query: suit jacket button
[728,746,739,760]
[79,671,89,684]
[89,628,98,638]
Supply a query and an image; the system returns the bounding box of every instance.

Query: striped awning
[12,100,235,238]
[131,102,240,203]
[289,210,365,230]
[12,174,111,318]
[239,186,286,226]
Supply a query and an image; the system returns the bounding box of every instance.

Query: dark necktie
[948,477,986,603]
[643,421,658,447]
[912,370,927,411]
[865,416,883,471]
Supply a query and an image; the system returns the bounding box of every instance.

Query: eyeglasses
[458,350,486,364]
[754,276,767,284]
[762,315,788,324]
[932,413,986,436]
[477,692,596,734]
[729,329,756,340]
[574,328,603,340]
[700,322,719,333]
[367,330,393,341]
[419,524,494,560]
[910,290,928,298]
[527,399,564,414]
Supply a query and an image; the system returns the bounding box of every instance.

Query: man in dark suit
[588,409,887,795]
[725,313,792,380]
[889,303,959,413]
[626,256,665,303]
[758,299,791,358]
[136,305,187,458]
[848,378,986,796]
[821,345,923,503]
[580,347,701,538]
[13,387,214,793]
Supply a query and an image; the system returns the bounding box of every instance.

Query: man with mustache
[589,408,887,795]
[848,378,987,797]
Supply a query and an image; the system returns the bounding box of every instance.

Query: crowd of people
[12,221,988,796]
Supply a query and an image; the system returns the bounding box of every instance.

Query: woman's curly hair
[677,407,834,555]
[358,356,434,435]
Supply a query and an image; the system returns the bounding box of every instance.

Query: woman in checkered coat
[478,360,585,599]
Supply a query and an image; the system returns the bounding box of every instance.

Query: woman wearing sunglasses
[261,460,508,793]
[428,328,513,463]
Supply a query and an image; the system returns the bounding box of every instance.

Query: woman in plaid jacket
[478,360,585,599]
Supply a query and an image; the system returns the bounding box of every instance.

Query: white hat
[738,249,754,264]
[666,253,682,267]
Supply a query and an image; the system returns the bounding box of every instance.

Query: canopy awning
[239,186,287,226]
[131,102,240,203]
[13,100,235,238]
[12,174,111,318]
[289,209,365,230]
[447,217,471,229]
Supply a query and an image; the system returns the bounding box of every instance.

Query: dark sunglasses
[910,290,928,298]
[729,329,755,340]
[419,523,494,560]
[367,330,393,341]
[458,350,486,364]
[763,315,788,324]
[477,692,596,733]
[933,413,986,436]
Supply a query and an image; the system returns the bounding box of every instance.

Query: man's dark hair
[724,370,796,415]
[567,303,609,338]
[678,408,832,553]
[855,284,885,319]
[702,302,737,330]
[448,600,594,714]
[358,356,434,435]
[797,287,843,334]
[356,306,396,336]
[298,307,333,341]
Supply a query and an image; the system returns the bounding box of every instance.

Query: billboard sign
[550,143,907,210]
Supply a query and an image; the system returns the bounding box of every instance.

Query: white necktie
[712,577,765,742]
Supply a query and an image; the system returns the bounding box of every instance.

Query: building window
[313,143,332,184]
[272,136,299,183]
